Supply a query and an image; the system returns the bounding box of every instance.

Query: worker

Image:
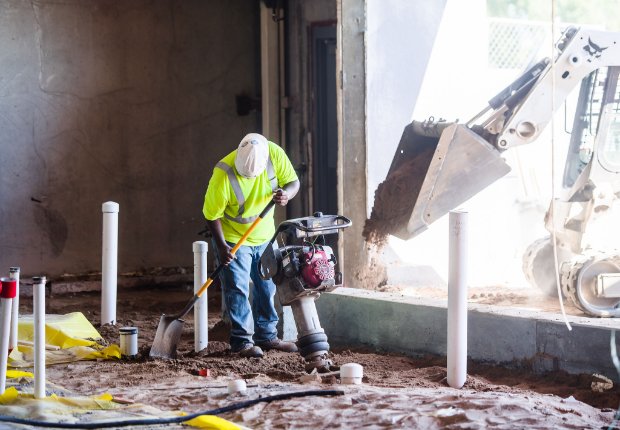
[203,133,300,358]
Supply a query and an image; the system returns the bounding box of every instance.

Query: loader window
[602,122,620,168]
[598,67,620,172]
[563,69,606,188]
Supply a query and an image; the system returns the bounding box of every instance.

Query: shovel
[149,200,276,359]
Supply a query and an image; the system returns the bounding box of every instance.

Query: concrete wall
[338,0,367,286]
[366,0,446,213]
[338,0,447,286]
[319,288,620,380]
[0,0,260,277]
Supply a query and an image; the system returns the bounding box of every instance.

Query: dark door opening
[311,24,338,217]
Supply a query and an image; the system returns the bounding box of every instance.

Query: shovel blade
[149,314,185,359]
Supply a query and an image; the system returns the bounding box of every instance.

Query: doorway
[310,23,338,217]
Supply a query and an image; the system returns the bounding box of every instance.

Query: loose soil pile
[358,147,435,290]
[17,284,619,429]
[363,147,435,248]
[363,120,451,247]
[359,121,447,290]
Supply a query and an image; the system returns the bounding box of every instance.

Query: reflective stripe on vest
[215,157,278,224]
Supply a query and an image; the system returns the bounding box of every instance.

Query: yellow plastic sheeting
[18,312,102,348]
[6,370,33,379]
[0,387,241,429]
[9,344,121,367]
[8,312,121,367]
[185,414,242,429]
[0,387,18,403]
[0,389,172,425]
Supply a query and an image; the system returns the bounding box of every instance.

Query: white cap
[227,379,247,394]
[340,363,363,385]
[234,133,269,178]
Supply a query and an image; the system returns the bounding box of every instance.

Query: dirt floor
[15,283,620,429]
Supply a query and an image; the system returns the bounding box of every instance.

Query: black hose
[0,389,344,429]
[303,240,316,261]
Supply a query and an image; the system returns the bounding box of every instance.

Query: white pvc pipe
[33,276,46,399]
[0,293,12,393]
[101,201,119,325]
[8,267,20,352]
[193,241,208,352]
[447,210,468,389]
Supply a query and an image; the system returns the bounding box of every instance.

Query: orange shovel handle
[195,201,276,298]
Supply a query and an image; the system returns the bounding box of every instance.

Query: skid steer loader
[370,27,620,317]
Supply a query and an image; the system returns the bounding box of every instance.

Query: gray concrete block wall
[318,289,448,357]
[536,322,620,378]
[468,312,537,363]
[0,0,260,277]
[317,288,620,380]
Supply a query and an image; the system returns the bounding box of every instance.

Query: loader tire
[522,236,560,297]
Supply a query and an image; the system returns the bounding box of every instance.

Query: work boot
[237,343,263,358]
[256,338,298,353]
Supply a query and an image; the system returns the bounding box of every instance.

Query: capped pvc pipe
[193,241,208,352]
[340,363,363,385]
[8,267,20,353]
[101,202,119,325]
[447,210,468,389]
[227,379,247,394]
[119,326,138,358]
[0,278,15,394]
[33,276,46,399]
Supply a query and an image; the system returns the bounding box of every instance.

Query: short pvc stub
[340,363,363,385]
[193,241,208,253]
[119,326,139,358]
[227,379,247,394]
[0,278,17,299]
[102,201,120,213]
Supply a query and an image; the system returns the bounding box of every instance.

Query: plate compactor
[259,212,351,372]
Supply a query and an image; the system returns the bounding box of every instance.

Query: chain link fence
[488,17,551,70]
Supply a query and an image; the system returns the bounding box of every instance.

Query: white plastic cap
[193,241,208,253]
[102,201,120,213]
[234,133,269,178]
[227,379,247,394]
[340,363,363,385]
[32,276,47,285]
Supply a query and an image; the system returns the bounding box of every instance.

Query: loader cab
[563,66,620,190]
[598,67,620,173]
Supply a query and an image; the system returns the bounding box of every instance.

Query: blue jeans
[219,241,278,351]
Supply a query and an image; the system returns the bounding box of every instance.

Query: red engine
[300,249,336,288]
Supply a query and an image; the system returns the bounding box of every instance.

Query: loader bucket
[365,121,511,242]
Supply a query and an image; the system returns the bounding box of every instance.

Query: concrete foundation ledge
[317,287,620,380]
[16,268,193,297]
